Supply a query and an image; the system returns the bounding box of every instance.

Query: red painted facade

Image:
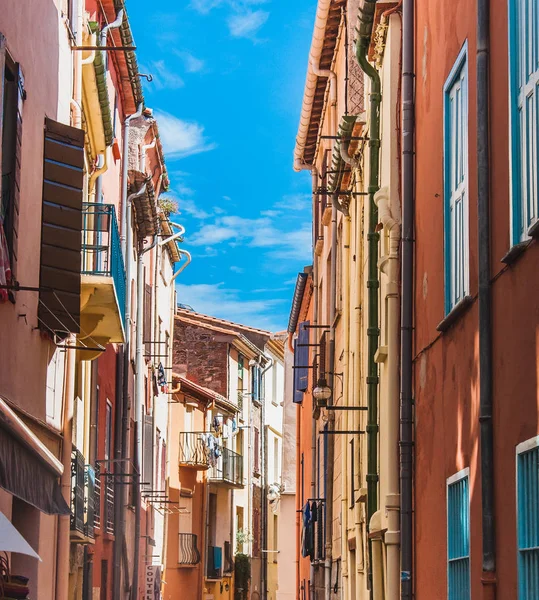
[414,1,539,598]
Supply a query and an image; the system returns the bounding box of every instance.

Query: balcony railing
[82,202,126,325]
[103,479,114,535]
[179,432,210,469]
[207,545,222,579]
[71,449,85,535]
[209,446,243,487]
[179,533,201,566]
[71,450,99,539]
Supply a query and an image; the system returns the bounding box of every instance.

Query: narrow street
[0,1,538,599]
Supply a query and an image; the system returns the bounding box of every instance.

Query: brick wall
[173,321,230,396]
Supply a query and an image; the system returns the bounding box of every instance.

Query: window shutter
[142,414,153,491]
[38,118,84,335]
[293,340,303,404]
[144,282,152,356]
[254,427,260,473]
[297,321,310,391]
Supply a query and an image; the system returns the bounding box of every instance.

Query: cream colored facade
[292,1,402,599]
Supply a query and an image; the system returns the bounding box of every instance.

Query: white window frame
[515,435,539,599]
[508,0,539,243]
[443,42,470,314]
[446,467,471,600]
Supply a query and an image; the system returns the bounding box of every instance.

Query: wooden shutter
[142,414,153,491]
[297,321,310,391]
[144,282,152,356]
[38,118,84,335]
[254,427,260,473]
[293,340,303,404]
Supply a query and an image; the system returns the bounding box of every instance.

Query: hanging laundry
[231,418,238,433]
[157,362,168,393]
[301,502,314,559]
[212,415,222,434]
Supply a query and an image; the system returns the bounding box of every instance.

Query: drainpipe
[311,167,318,600]
[260,355,273,600]
[400,0,415,596]
[325,195,338,600]
[340,213,352,600]
[139,139,156,173]
[356,1,382,594]
[477,0,496,597]
[121,104,144,257]
[113,181,147,600]
[133,233,158,600]
[375,187,401,600]
[100,9,124,71]
[55,336,76,600]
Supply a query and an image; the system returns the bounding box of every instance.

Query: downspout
[121,104,144,257]
[477,0,496,597]
[55,336,76,600]
[325,194,338,600]
[400,0,414,597]
[100,9,124,71]
[311,168,318,600]
[133,233,158,600]
[356,0,382,593]
[375,187,401,600]
[340,213,352,600]
[139,139,156,173]
[260,356,273,600]
[114,180,147,600]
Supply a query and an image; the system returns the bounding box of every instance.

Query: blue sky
[128,0,315,332]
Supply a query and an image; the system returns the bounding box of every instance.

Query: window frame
[516,436,539,599]
[508,0,539,244]
[443,41,470,315]
[446,467,471,600]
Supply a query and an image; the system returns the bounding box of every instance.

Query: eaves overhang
[129,170,158,238]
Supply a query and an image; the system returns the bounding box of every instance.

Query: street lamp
[312,378,332,407]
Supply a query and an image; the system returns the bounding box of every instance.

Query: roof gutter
[294,0,334,171]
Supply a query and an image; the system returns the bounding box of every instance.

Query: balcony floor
[80,274,125,346]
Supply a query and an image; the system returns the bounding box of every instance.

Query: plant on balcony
[235,529,252,553]
[158,197,179,217]
[234,553,250,600]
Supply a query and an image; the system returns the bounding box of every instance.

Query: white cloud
[230,266,244,273]
[179,198,211,220]
[188,214,312,264]
[190,0,224,14]
[227,10,269,38]
[175,51,206,73]
[261,209,281,218]
[175,282,286,331]
[154,111,216,158]
[274,193,310,212]
[140,60,184,90]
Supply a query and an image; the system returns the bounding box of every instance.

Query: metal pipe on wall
[477,0,496,597]
[400,0,415,596]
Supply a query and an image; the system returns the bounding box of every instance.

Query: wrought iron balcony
[103,479,114,535]
[71,449,85,536]
[178,533,201,566]
[80,203,126,349]
[209,446,243,488]
[179,432,210,469]
[71,450,99,540]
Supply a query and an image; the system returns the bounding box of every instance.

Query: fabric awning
[0,511,41,560]
[0,399,69,515]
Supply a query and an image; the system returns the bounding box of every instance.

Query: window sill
[501,241,529,265]
[436,295,473,333]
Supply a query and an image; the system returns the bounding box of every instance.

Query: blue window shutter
[297,321,310,392]
[447,473,470,600]
[293,340,303,404]
[517,445,539,599]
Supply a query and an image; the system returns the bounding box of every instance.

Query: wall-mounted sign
[145,565,162,600]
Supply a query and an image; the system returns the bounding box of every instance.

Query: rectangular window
[444,43,469,314]
[0,40,24,298]
[274,437,279,483]
[509,0,539,242]
[447,468,470,600]
[516,437,539,599]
